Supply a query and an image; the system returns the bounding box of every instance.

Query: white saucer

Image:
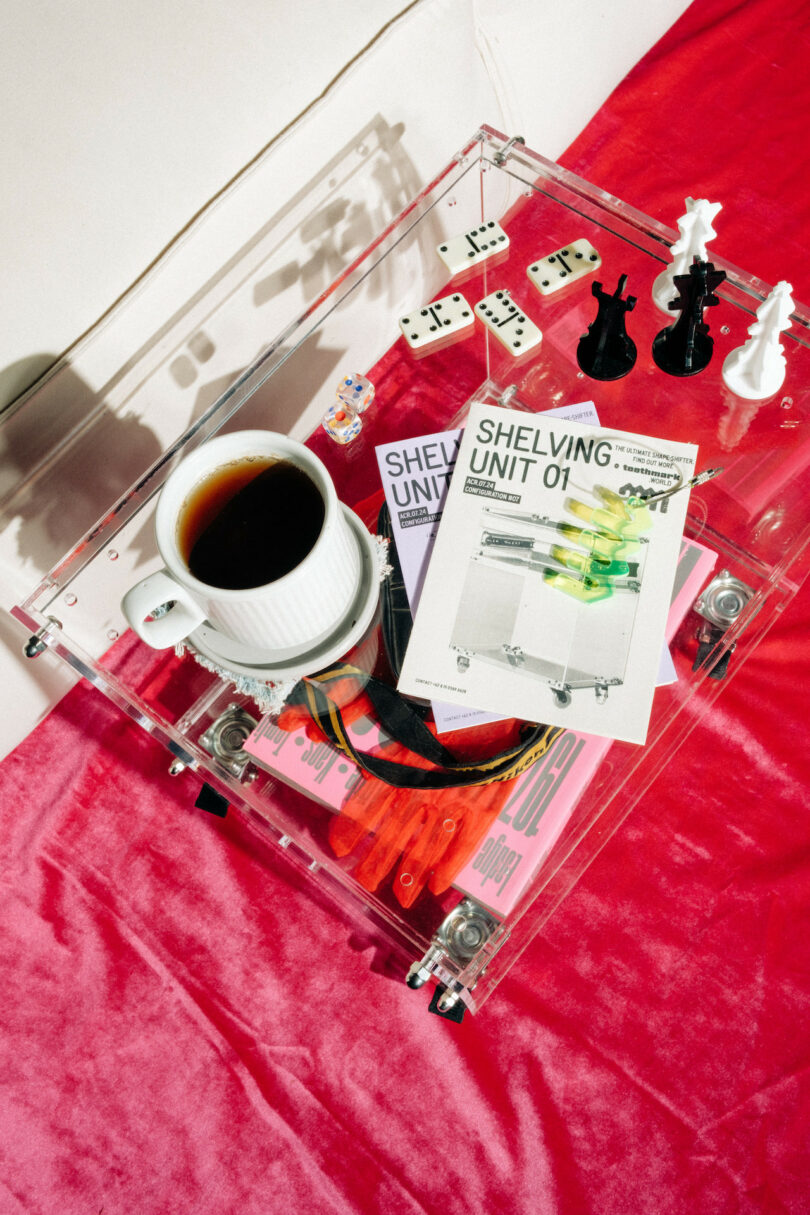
[186,507,380,681]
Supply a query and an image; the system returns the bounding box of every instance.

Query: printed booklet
[375,400,600,731]
[396,401,698,744]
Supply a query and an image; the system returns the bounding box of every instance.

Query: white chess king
[652,197,723,313]
[721,280,794,400]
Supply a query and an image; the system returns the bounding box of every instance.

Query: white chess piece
[721,280,794,400]
[652,197,723,313]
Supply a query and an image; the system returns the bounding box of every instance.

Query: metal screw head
[694,572,755,629]
[198,705,258,779]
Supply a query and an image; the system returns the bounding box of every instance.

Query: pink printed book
[244,534,716,918]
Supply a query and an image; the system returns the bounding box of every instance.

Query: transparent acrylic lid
[4,125,810,1011]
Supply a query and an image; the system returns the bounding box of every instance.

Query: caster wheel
[553,689,572,708]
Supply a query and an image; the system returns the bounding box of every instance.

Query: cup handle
[121,570,207,649]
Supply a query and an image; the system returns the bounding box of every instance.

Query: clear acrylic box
[4,125,810,1015]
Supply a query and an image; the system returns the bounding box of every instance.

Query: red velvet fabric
[3,2,810,1210]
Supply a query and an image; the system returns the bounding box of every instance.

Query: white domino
[436,221,509,275]
[527,238,601,296]
[398,291,475,350]
[475,289,542,356]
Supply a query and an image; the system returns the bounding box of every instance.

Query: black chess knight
[652,257,726,376]
[576,275,637,380]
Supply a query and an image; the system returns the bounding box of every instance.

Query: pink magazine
[244,536,717,917]
[456,729,612,912]
[245,713,380,810]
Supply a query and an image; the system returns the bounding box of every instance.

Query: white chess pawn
[652,197,723,313]
[722,280,794,400]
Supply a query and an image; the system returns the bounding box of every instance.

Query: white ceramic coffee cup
[122,430,363,657]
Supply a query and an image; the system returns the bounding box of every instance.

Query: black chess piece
[576,275,637,380]
[652,257,726,376]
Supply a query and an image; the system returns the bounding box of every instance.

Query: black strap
[286,664,563,789]
[283,508,563,788]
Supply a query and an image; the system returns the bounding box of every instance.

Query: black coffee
[179,457,325,590]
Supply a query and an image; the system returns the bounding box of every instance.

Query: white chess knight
[652,197,723,313]
[722,280,795,400]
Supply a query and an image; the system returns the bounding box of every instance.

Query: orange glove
[330,744,518,908]
[276,674,556,909]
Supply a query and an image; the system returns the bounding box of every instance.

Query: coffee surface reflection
[179,457,325,590]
